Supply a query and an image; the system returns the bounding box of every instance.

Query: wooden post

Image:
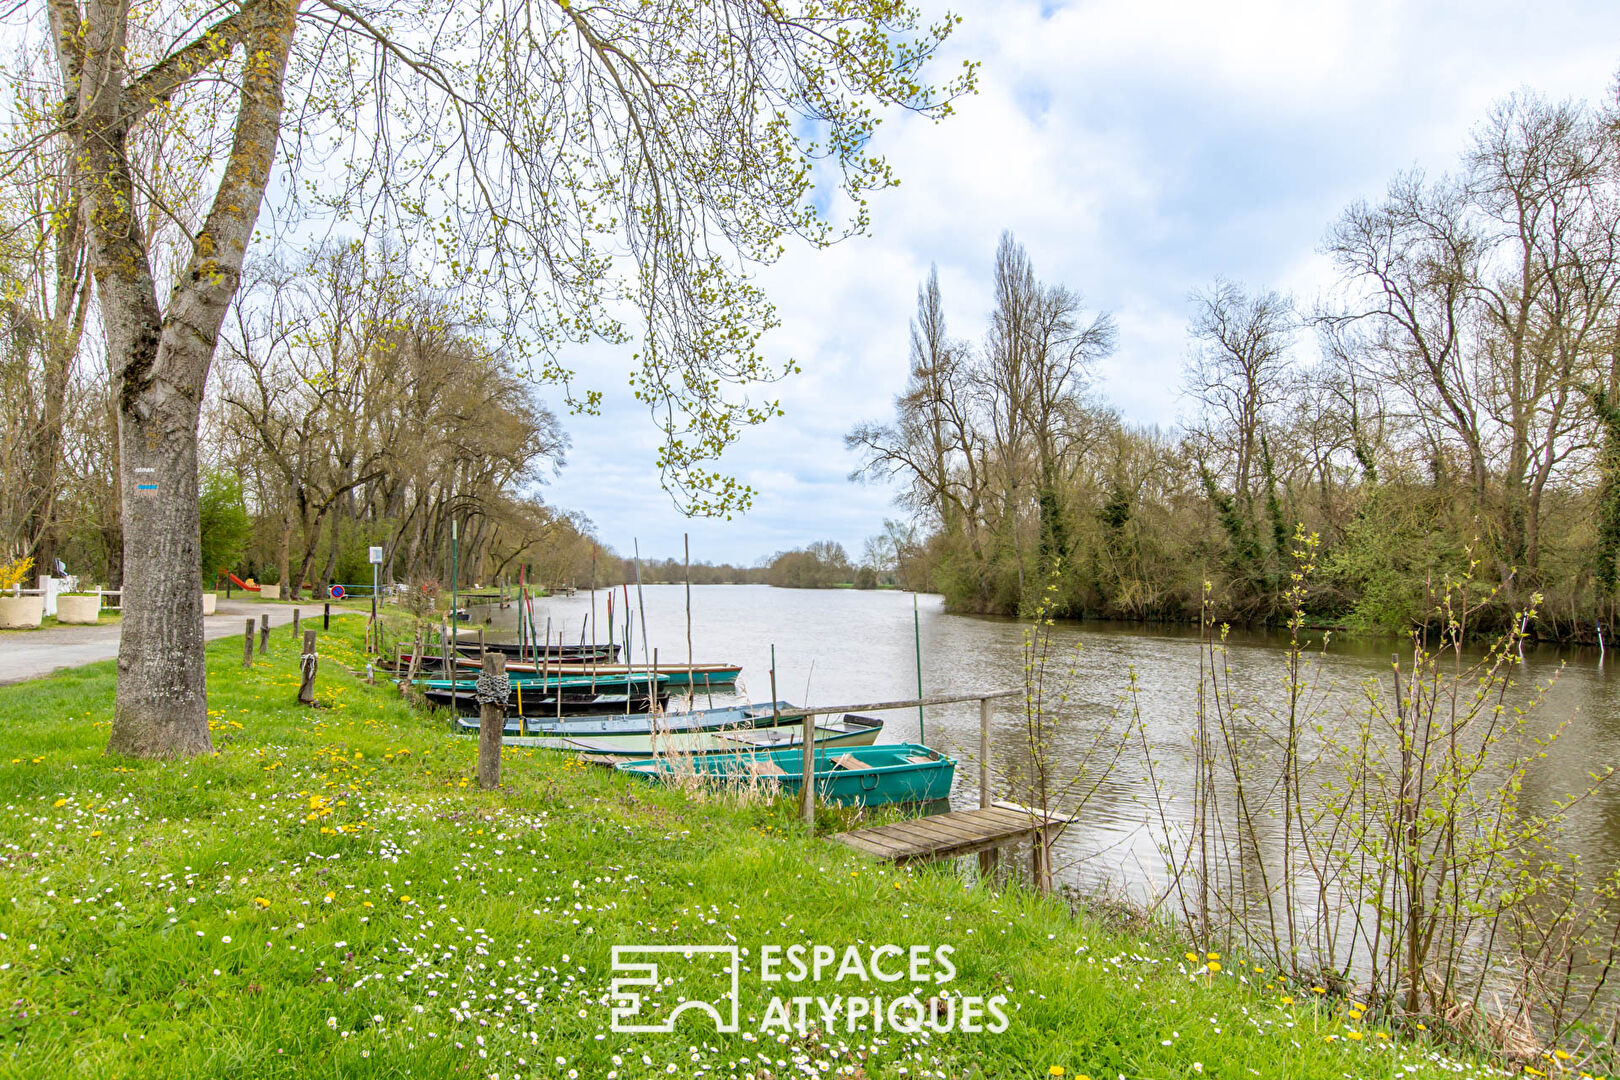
[297,629,319,705]
[323,602,330,630]
[979,695,997,877]
[243,618,254,668]
[478,650,505,790]
[259,613,270,653]
[292,608,300,636]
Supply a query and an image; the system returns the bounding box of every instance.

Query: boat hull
[616,742,955,806]
[501,714,883,756]
[450,701,807,739]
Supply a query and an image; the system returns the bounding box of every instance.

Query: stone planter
[259,584,280,600]
[0,595,44,629]
[56,594,102,624]
[201,592,217,616]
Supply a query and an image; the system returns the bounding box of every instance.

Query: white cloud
[544,0,1620,563]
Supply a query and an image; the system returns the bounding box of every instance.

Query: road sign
[368,546,383,564]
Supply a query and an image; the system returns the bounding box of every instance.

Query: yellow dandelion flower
[1206,961,1221,973]
[1184,952,1199,964]
[52,798,66,807]
[1280,996,1294,1005]
[1345,1030,1363,1041]
[1312,986,1327,994]
[1415,1023,1427,1031]
[1554,1051,1571,1061]
[90,830,102,837]
[399,895,411,904]
[253,897,271,908]
[1049,1069,1065,1077]
[1206,952,1219,961]
[1525,1068,1545,1077]
[324,892,335,902]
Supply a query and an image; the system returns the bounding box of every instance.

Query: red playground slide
[228,573,261,592]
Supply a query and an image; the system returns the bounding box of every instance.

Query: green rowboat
[616,742,955,806]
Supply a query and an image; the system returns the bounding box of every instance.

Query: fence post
[292,608,300,637]
[258,613,269,653]
[979,695,997,878]
[323,602,330,630]
[478,650,505,789]
[243,619,254,669]
[297,629,319,705]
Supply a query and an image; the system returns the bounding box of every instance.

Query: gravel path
[0,600,337,685]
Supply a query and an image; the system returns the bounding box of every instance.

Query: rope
[474,670,511,706]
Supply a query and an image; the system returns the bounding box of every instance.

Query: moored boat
[495,713,884,756]
[450,701,807,739]
[615,742,955,806]
[422,685,668,717]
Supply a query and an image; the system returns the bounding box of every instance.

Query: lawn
[0,617,1506,1079]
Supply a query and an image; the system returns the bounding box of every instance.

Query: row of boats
[380,637,957,807]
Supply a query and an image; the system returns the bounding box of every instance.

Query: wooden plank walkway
[833,801,1073,864]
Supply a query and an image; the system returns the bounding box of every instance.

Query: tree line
[850,85,1620,640]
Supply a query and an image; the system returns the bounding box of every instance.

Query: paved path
[0,600,337,685]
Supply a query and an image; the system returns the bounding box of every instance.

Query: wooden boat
[394,653,740,688]
[492,714,884,756]
[616,742,956,806]
[415,672,666,694]
[502,661,742,688]
[450,701,807,739]
[455,641,619,661]
[422,685,667,718]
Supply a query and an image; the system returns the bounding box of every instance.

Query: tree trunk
[64,0,300,758]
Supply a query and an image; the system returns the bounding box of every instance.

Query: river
[503,583,1620,908]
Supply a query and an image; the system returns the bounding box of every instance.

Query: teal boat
[451,701,807,739]
[493,713,883,756]
[615,742,956,806]
[417,672,666,693]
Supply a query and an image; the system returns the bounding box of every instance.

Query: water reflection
[503,585,1619,906]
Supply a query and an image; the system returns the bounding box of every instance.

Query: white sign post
[367,546,384,650]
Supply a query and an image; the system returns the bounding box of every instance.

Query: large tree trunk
[108,363,212,757]
[55,0,299,758]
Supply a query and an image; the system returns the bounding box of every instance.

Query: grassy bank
[0,618,1503,1079]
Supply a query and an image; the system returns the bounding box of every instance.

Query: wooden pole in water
[913,593,924,742]
[244,618,254,668]
[979,695,997,877]
[651,648,660,716]
[297,629,319,705]
[478,649,504,789]
[556,631,563,722]
[684,534,695,710]
[633,539,651,676]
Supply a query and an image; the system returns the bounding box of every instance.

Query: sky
[540,0,1620,567]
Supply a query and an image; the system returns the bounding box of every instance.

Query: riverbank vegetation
[850,82,1620,641]
[0,616,1508,1079]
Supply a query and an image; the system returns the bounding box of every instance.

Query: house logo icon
[609,945,741,1033]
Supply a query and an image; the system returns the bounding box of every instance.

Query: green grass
[0,618,1504,1079]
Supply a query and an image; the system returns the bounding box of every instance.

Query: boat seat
[830,754,865,772]
[746,761,785,777]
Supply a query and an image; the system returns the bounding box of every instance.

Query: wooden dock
[833,800,1073,870]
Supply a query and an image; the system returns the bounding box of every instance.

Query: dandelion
[1311,986,1326,994]
[1206,952,1219,961]
[1049,1069,1064,1077]
[1345,1031,1363,1041]
[52,799,66,808]
[1205,961,1221,973]
[253,897,270,908]
[1184,952,1198,964]
[1280,996,1294,1006]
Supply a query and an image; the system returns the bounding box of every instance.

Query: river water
[506,584,1620,906]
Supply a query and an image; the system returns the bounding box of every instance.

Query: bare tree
[10,0,969,756]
